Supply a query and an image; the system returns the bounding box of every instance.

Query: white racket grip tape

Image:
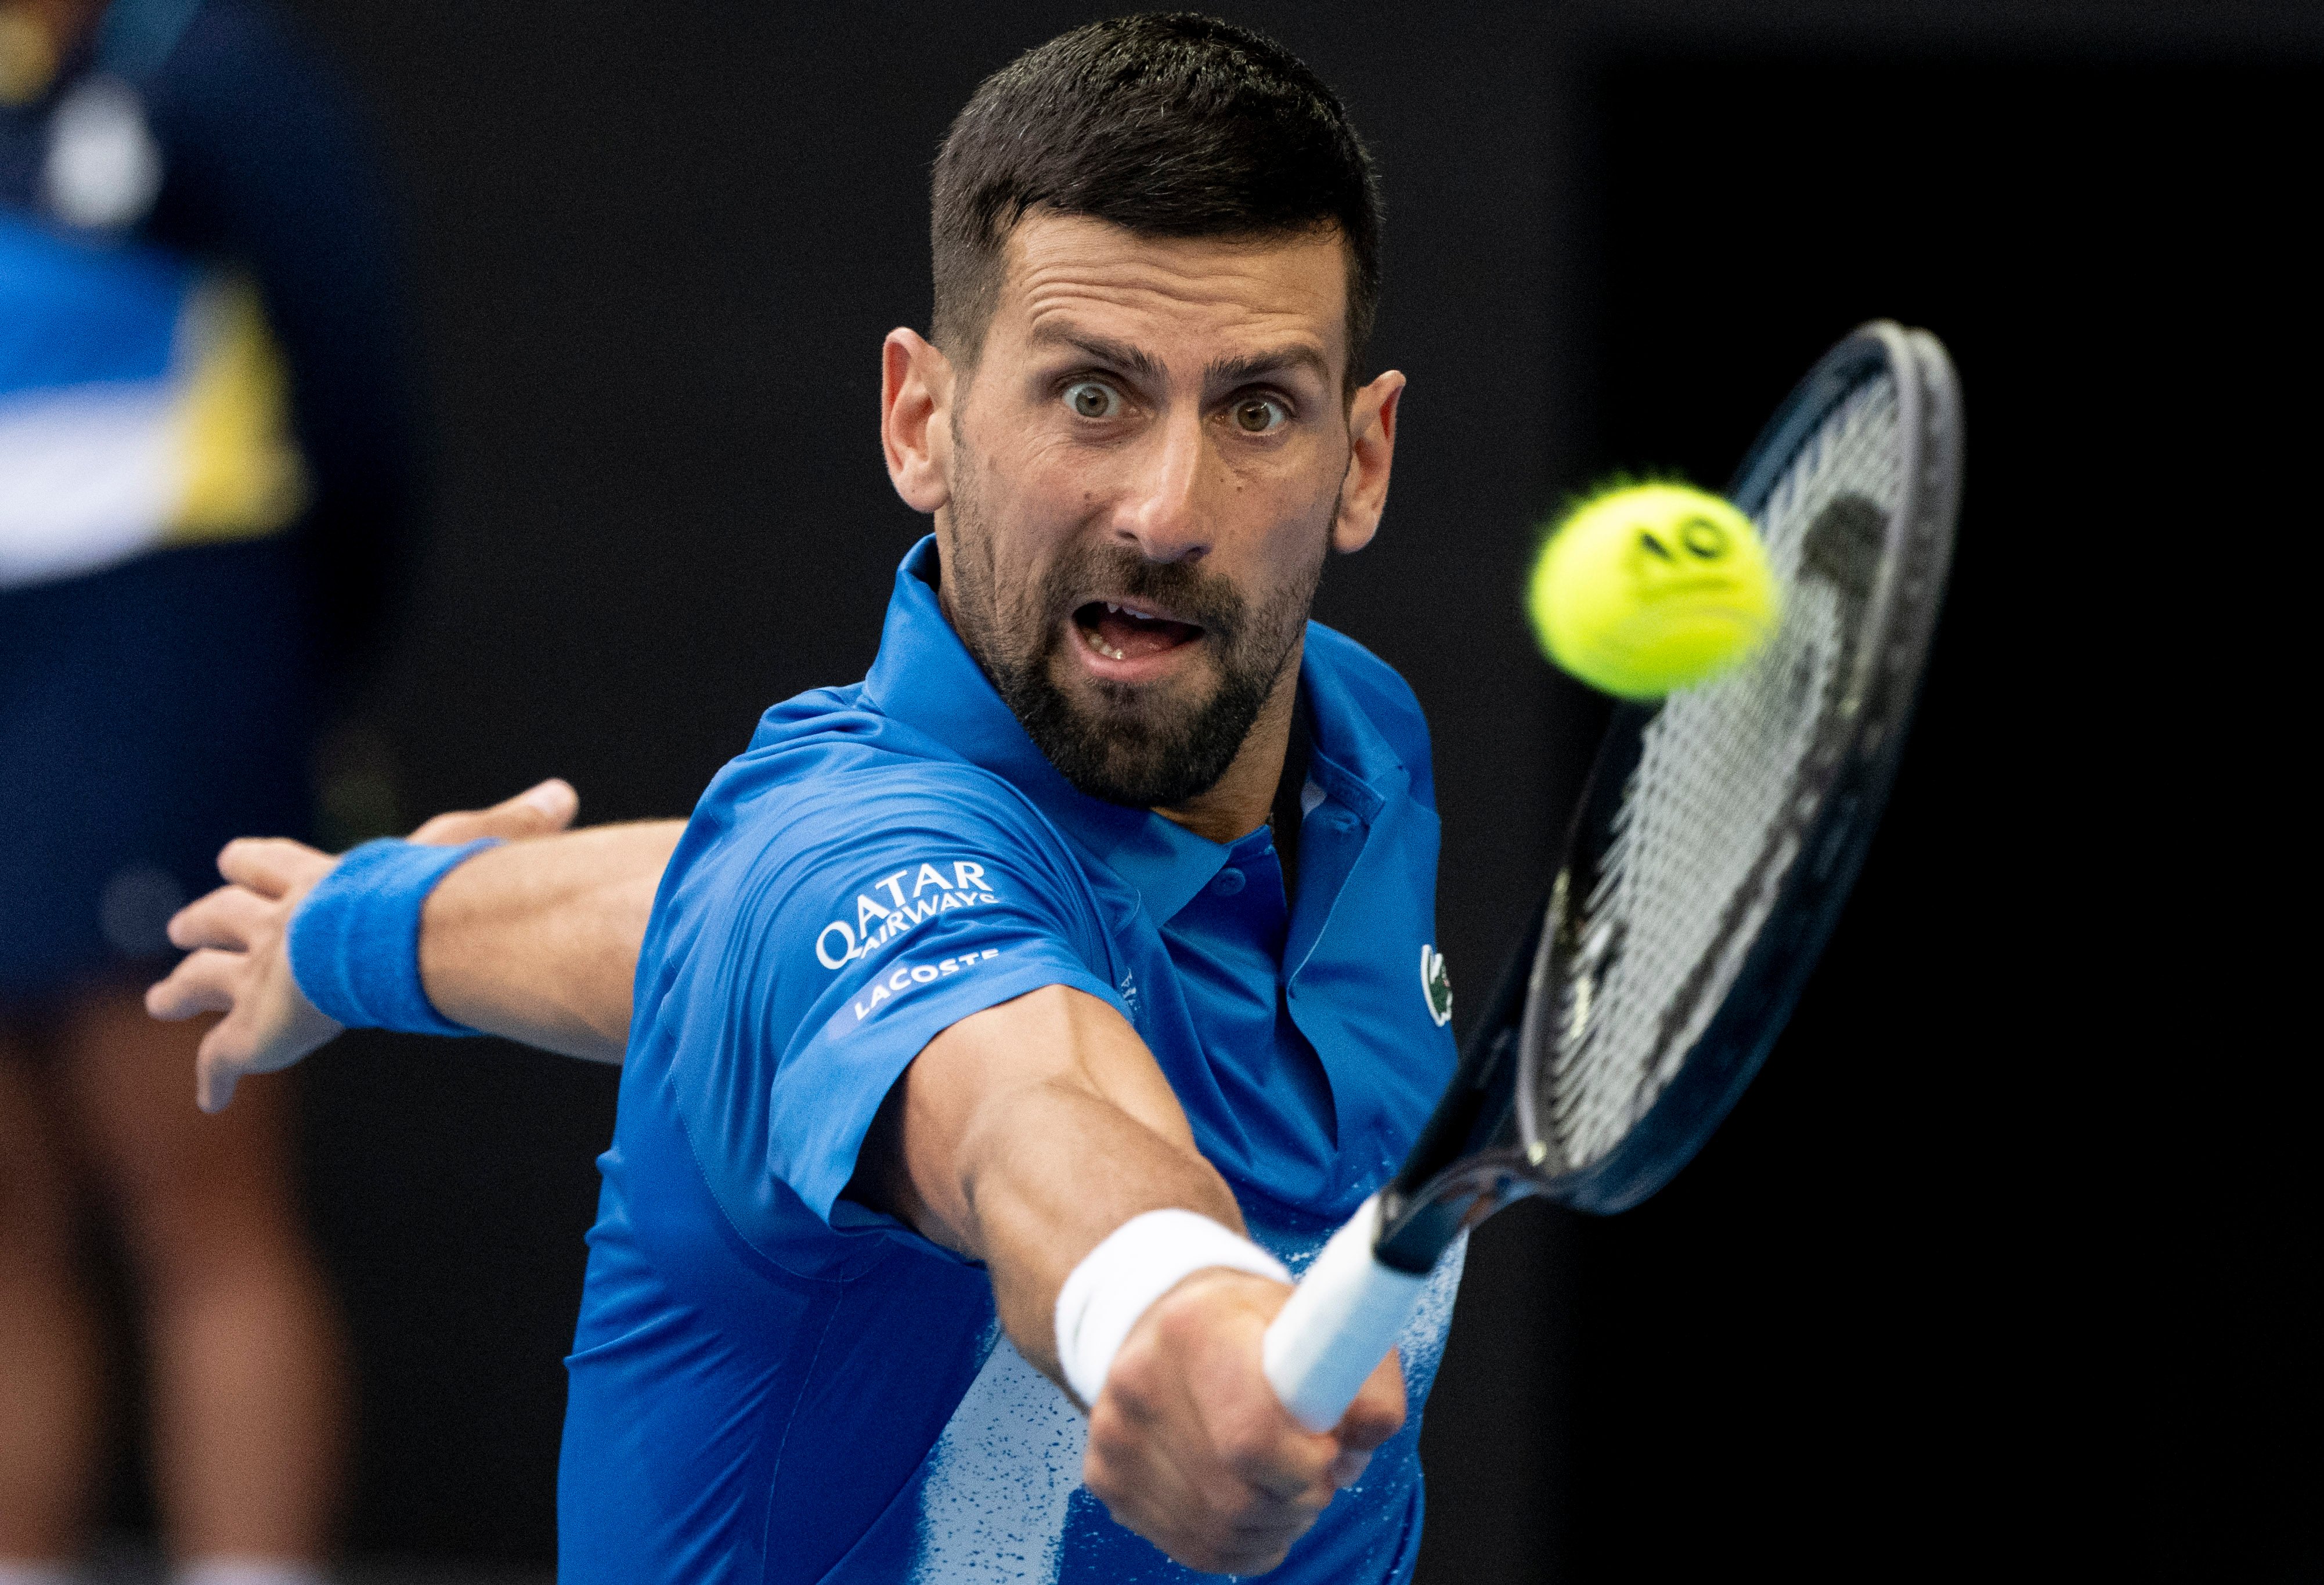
[1262,1193,1432,1433]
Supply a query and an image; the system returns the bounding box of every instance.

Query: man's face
[929,214,1377,808]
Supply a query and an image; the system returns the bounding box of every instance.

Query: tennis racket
[1264,320,1964,1430]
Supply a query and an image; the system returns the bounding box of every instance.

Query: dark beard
[998,547,1308,807]
[943,463,1322,808]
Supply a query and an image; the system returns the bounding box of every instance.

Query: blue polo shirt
[560,537,1463,1584]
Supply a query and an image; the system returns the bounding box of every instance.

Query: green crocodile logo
[1420,944,1452,1028]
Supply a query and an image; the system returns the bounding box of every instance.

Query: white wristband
[1053,1209,1290,1408]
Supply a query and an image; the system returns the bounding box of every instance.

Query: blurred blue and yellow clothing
[0,0,413,1001]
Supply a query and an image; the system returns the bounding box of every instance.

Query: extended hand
[146,779,580,1112]
[1084,1268,1405,1575]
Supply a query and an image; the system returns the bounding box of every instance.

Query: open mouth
[1072,600,1205,663]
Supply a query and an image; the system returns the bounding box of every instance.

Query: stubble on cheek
[934,420,1034,680]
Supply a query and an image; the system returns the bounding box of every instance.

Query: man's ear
[1333,370,1406,554]
[883,328,954,513]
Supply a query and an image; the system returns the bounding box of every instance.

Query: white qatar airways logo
[815,860,1001,970]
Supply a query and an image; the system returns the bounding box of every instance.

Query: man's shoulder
[1303,622,1436,807]
[669,687,1093,923]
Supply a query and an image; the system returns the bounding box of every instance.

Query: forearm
[858,984,1243,1382]
[849,988,1392,1573]
[418,820,683,1062]
[966,1081,1242,1380]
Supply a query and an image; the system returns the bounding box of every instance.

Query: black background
[166,3,2315,1578]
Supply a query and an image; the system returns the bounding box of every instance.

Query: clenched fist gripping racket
[1263,322,1964,1429]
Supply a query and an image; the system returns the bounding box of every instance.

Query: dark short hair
[930,13,1382,388]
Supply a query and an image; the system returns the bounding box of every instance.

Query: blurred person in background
[0,2,412,1581]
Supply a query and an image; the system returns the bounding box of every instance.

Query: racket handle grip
[1262,1192,1432,1433]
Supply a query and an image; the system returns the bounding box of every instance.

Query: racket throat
[1369,891,1551,1272]
[1376,1157,1539,1272]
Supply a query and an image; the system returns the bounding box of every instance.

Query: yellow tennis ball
[1525,482,1781,701]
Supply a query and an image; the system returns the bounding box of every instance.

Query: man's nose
[1117,409,1211,564]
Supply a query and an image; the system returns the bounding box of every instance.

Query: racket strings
[1546,376,1904,1171]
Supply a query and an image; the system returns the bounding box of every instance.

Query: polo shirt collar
[861,536,1409,925]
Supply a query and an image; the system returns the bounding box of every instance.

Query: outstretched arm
[848,984,1405,1576]
[147,781,679,1110]
[416,818,679,1060]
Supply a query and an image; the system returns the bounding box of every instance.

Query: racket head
[1512,320,1963,1215]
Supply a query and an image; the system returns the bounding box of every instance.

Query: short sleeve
[640,763,1121,1270]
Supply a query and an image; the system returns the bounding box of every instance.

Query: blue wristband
[287,837,502,1036]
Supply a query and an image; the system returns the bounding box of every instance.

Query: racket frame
[1371,319,1962,1267]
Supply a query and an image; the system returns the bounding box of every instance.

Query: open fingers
[216,836,332,897]
[409,778,578,846]
[165,883,275,952]
[185,968,339,1112]
[146,948,243,1022]
[196,1032,247,1114]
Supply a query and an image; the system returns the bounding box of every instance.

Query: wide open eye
[1064,380,1122,420]
[1680,516,1728,558]
[1229,394,1289,434]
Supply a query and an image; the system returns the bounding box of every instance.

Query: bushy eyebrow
[1027,323,1331,394]
[1204,344,1331,392]
[1027,324,1160,381]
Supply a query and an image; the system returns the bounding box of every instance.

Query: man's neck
[1153,644,1304,845]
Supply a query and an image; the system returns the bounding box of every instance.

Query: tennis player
[153,17,1468,1582]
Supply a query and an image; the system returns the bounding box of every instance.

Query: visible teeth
[1099,601,1159,621]
[1105,602,1120,613]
